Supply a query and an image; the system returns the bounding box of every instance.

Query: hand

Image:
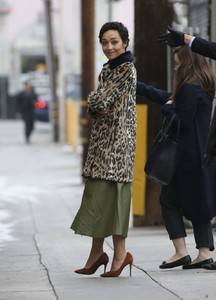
[157,26,185,48]
[99,109,109,115]
[166,100,173,105]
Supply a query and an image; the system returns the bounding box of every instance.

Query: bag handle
[162,114,180,141]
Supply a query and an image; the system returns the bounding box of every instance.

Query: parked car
[34,95,50,122]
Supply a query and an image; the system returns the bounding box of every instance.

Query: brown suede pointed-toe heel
[75,252,109,275]
[100,252,133,278]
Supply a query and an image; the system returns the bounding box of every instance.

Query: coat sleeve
[87,63,136,114]
[136,81,171,105]
[191,37,216,60]
[161,84,199,129]
[16,92,23,113]
[205,107,216,156]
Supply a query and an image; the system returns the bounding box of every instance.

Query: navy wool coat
[191,37,216,60]
[137,82,216,222]
[190,37,216,165]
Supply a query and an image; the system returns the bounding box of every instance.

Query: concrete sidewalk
[0,120,216,300]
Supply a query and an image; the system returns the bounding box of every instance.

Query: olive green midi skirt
[71,178,131,238]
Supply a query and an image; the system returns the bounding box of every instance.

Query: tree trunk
[134,0,172,225]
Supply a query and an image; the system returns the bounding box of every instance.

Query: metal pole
[108,0,112,21]
[81,0,95,168]
[58,0,66,143]
[44,0,59,142]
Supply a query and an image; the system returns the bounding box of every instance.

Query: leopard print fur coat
[82,51,137,182]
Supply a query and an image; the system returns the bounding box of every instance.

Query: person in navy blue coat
[158,28,216,270]
[137,46,216,269]
[158,26,216,168]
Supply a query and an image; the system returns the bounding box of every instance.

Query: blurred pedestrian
[137,45,216,269]
[17,81,38,143]
[71,21,137,277]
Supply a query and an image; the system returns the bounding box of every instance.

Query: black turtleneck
[107,51,134,70]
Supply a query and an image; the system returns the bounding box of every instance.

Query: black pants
[160,182,214,251]
[23,113,34,142]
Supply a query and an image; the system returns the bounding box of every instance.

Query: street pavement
[1,119,216,300]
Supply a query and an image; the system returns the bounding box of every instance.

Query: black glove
[157,26,185,48]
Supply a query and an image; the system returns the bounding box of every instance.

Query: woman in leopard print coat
[83,51,136,182]
[71,22,137,277]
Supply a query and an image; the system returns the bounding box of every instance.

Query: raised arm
[158,26,216,60]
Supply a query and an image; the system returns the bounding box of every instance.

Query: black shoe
[182,258,213,269]
[202,261,216,270]
[159,255,191,269]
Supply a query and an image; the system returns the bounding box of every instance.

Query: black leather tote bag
[144,115,181,185]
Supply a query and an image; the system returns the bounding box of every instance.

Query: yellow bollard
[66,99,79,151]
[132,104,148,216]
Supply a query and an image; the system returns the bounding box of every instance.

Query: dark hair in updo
[98,22,129,49]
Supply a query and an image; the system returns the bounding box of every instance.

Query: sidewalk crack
[135,265,183,300]
[33,234,59,300]
[28,200,58,300]
[105,240,182,299]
